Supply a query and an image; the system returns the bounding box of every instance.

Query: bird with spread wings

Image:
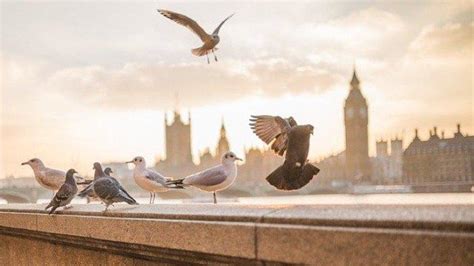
[250,115,320,190]
[157,9,234,64]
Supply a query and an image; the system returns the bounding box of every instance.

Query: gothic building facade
[154,111,281,193]
[403,125,474,185]
[344,68,371,182]
[316,67,372,187]
[371,138,403,184]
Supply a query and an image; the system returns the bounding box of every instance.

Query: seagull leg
[152,193,155,204]
[149,192,152,204]
[212,49,218,62]
[206,53,210,64]
[213,192,217,204]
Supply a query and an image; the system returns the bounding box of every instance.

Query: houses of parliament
[154,110,282,192]
[152,67,473,192]
[316,68,473,190]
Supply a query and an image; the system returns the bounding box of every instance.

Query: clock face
[346,108,354,118]
[359,107,367,117]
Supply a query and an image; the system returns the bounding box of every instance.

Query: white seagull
[126,156,181,204]
[157,9,234,64]
[21,158,82,192]
[167,151,242,204]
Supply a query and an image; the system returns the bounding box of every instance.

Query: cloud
[408,22,473,63]
[42,59,343,110]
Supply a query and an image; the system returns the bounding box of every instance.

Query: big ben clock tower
[344,67,371,183]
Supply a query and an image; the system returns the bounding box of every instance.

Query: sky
[1,0,472,178]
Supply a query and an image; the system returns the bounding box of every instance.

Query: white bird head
[221,152,242,164]
[21,158,45,169]
[126,156,146,167]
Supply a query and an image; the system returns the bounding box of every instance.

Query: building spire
[350,65,360,88]
[220,117,226,137]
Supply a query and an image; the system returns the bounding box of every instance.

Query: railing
[0,203,473,264]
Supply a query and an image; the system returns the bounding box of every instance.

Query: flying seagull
[157,9,234,64]
[167,151,242,204]
[45,169,79,215]
[91,162,138,211]
[126,156,182,204]
[249,115,320,190]
[21,158,83,193]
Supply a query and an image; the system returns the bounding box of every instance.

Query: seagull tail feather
[266,162,320,191]
[166,178,185,189]
[191,46,208,57]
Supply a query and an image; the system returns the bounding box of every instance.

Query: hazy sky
[1,0,472,178]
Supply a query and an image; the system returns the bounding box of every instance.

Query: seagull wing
[157,9,211,42]
[184,165,227,186]
[43,168,66,188]
[249,115,295,156]
[145,169,168,186]
[212,13,234,35]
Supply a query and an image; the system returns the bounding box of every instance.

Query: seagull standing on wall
[157,9,234,64]
[126,156,182,204]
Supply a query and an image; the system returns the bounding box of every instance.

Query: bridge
[0,188,49,203]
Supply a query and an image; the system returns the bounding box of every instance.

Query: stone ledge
[1,204,473,264]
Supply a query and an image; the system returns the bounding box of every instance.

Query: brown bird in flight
[249,115,320,190]
[157,9,234,64]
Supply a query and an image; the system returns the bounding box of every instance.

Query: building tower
[376,140,388,157]
[344,67,371,182]
[164,111,193,167]
[216,119,230,158]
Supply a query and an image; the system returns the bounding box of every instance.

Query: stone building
[315,67,372,188]
[236,147,283,192]
[344,68,371,183]
[155,111,196,178]
[154,110,284,194]
[315,152,347,189]
[371,138,403,184]
[403,125,474,185]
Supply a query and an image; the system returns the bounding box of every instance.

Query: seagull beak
[21,162,28,166]
[125,160,133,164]
[236,157,243,161]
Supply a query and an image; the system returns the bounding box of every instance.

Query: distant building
[403,125,474,185]
[371,138,403,184]
[153,110,282,193]
[155,111,196,177]
[344,68,371,183]
[237,147,283,191]
[315,152,346,188]
[315,67,372,188]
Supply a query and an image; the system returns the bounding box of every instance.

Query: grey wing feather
[94,178,119,200]
[55,183,74,201]
[44,168,66,177]
[145,170,168,186]
[249,115,294,156]
[158,9,210,42]
[185,166,227,186]
[212,13,234,35]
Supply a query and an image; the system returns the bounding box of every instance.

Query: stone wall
[0,204,473,265]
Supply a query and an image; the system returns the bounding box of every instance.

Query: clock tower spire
[344,66,370,183]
